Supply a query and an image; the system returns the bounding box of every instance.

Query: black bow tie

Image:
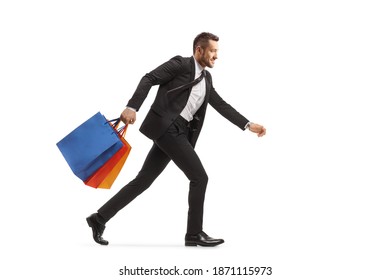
[167,70,205,93]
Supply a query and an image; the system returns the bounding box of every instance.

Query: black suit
[98,56,249,234]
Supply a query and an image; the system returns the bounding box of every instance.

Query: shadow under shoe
[86,213,109,245]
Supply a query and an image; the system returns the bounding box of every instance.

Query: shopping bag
[84,123,131,189]
[56,112,124,181]
[96,135,131,189]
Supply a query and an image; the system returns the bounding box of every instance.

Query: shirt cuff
[244,122,253,130]
[126,106,137,112]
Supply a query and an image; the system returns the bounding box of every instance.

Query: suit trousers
[97,115,208,234]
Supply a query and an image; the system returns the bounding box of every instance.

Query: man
[86,32,266,247]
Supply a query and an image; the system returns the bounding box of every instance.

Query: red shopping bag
[84,122,131,189]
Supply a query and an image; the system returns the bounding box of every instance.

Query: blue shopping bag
[57,112,124,181]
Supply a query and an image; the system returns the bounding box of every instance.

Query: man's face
[198,40,219,68]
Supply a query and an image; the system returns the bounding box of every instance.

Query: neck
[194,55,205,69]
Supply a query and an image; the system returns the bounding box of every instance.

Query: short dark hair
[193,32,219,54]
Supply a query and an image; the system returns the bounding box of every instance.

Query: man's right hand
[120,107,136,125]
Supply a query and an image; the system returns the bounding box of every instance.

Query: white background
[1,0,389,279]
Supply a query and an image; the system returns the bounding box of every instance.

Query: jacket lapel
[189,57,195,82]
[204,70,211,103]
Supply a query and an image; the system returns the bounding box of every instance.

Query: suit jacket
[127,56,249,146]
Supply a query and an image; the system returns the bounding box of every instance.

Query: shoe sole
[185,241,224,247]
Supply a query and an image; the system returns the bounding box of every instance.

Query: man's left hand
[249,123,266,137]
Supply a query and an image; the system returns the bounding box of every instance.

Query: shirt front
[179,57,206,122]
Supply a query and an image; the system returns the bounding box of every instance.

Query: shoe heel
[86,217,92,227]
[185,242,197,247]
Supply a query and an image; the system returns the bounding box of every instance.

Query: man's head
[193,32,219,68]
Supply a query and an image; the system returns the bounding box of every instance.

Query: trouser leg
[154,120,208,235]
[98,143,170,223]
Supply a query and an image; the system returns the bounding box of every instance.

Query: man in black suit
[87,32,266,247]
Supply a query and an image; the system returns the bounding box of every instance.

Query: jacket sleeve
[208,74,249,130]
[127,55,184,111]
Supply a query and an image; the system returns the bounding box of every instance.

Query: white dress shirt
[179,57,206,122]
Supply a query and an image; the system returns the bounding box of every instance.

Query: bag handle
[106,118,120,128]
[118,124,128,137]
[106,118,128,137]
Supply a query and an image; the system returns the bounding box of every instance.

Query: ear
[196,45,203,55]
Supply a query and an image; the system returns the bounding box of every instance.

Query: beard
[200,55,214,68]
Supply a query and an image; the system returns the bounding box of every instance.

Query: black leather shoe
[185,231,224,247]
[86,213,109,245]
